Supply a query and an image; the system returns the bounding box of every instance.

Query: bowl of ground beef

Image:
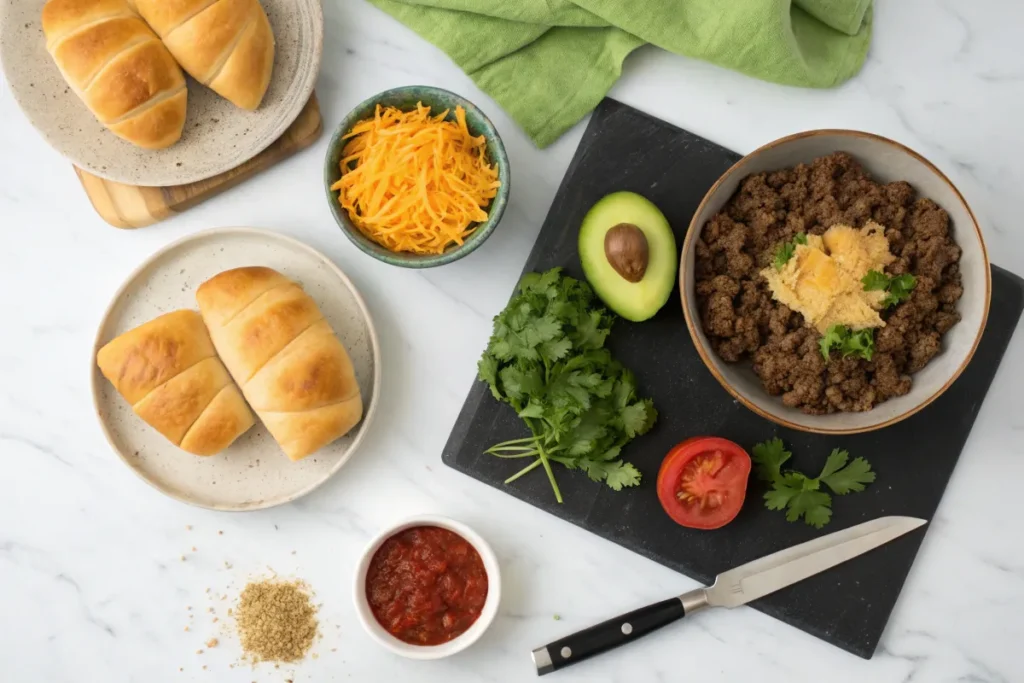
[681,131,991,434]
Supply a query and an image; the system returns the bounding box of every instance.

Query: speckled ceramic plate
[0,0,322,186]
[91,228,380,510]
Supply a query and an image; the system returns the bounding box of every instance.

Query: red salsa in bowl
[365,525,489,646]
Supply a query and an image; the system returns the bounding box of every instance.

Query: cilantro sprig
[477,268,657,503]
[752,438,876,529]
[819,324,875,362]
[773,233,808,270]
[862,269,917,308]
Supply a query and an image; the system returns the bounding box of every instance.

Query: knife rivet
[560,647,572,659]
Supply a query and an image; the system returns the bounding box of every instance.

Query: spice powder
[235,579,318,663]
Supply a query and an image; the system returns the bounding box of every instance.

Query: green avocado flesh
[578,191,677,322]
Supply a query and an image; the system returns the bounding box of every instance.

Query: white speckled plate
[0,0,322,186]
[91,228,381,511]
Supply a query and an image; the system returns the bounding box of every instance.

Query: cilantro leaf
[478,355,500,400]
[821,453,876,494]
[882,273,917,308]
[843,328,875,361]
[820,325,874,362]
[540,337,573,363]
[636,398,658,435]
[479,269,655,503]
[861,269,890,291]
[603,461,642,491]
[862,270,917,308]
[751,437,792,482]
[800,501,834,529]
[818,448,849,478]
[764,487,794,511]
[819,325,845,360]
[774,242,796,270]
[785,490,832,526]
[499,365,542,401]
[773,233,807,270]
[753,439,874,529]
[619,403,650,438]
[517,401,545,419]
[763,474,833,528]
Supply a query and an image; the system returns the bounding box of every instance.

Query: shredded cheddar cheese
[331,103,501,255]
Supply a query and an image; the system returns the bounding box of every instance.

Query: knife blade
[531,515,926,675]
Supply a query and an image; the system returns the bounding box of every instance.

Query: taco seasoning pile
[235,578,319,664]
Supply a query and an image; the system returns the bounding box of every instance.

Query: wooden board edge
[74,94,323,229]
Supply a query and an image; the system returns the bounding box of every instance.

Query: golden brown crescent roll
[42,0,188,149]
[195,267,363,461]
[96,310,255,456]
[131,0,275,110]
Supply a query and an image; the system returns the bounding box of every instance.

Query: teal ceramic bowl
[324,86,510,268]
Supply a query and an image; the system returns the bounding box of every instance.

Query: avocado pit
[604,223,649,283]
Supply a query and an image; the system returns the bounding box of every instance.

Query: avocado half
[578,191,677,322]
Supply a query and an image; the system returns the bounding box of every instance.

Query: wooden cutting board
[75,94,322,229]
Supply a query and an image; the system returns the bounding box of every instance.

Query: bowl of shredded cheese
[324,86,509,267]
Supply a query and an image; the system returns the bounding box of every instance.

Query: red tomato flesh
[656,437,751,530]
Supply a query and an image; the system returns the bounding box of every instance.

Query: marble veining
[1,0,1022,681]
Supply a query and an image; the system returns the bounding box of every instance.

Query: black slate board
[442,99,1024,659]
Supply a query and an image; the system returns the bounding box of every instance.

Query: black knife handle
[531,592,706,676]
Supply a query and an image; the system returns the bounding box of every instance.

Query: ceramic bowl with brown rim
[680,130,991,435]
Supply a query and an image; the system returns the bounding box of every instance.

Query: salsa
[365,525,488,646]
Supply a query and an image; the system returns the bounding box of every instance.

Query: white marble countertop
[2,1,1023,681]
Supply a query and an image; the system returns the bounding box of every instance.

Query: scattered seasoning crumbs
[191,547,197,552]
[202,665,207,671]
[206,638,218,648]
[196,649,203,655]
[235,578,319,664]
[225,561,233,569]
[180,555,186,562]
[218,530,224,535]
[213,617,219,623]
[186,525,192,531]
[553,614,561,621]
[184,626,189,632]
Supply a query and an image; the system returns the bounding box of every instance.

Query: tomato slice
[656,437,751,530]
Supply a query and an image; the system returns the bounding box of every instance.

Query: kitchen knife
[531,515,926,675]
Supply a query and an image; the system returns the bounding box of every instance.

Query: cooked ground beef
[695,152,963,414]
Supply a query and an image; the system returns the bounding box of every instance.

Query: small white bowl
[353,515,501,660]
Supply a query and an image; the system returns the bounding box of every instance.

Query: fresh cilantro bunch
[862,269,917,308]
[819,324,875,362]
[773,233,808,270]
[477,268,657,503]
[752,438,876,529]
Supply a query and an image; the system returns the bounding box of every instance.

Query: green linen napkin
[368,0,872,147]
